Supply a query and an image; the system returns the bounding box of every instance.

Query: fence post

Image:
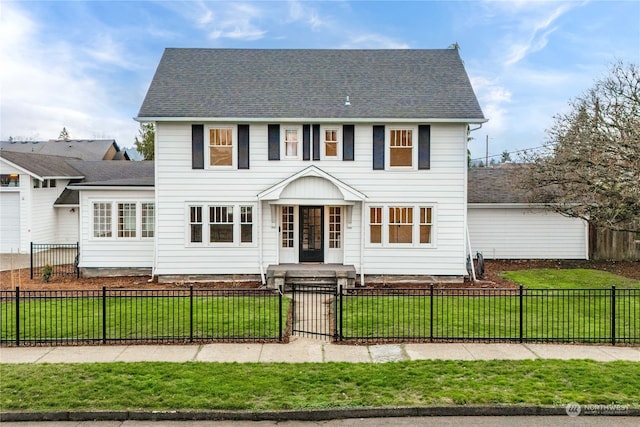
[611,285,616,346]
[15,287,20,347]
[76,242,80,278]
[102,286,107,344]
[30,243,34,280]
[278,287,283,342]
[334,285,342,341]
[429,284,434,342]
[519,285,524,343]
[189,285,194,343]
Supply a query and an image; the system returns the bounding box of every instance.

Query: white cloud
[470,76,512,134]
[0,3,139,147]
[340,33,409,49]
[188,1,266,41]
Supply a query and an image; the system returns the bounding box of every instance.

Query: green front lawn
[1,295,289,342]
[501,269,640,289]
[2,360,639,411]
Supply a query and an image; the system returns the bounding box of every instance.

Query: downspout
[360,201,365,286]
[466,225,476,282]
[149,125,158,283]
[258,199,266,285]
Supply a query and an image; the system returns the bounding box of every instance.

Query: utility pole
[485,135,489,167]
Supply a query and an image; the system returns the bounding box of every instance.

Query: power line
[470,144,550,162]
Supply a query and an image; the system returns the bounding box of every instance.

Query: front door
[299,206,324,262]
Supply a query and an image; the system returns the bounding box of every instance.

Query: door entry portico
[299,206,324,262]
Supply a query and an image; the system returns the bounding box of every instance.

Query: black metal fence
[1,287,283,346]
[337,285,640,344]
[30,242,79,279]
[1,285,638,346]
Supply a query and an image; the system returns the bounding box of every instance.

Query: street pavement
[2,338,640,364]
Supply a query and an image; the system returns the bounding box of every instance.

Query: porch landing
[266,264,357,288]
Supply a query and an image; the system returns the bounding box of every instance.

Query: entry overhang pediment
[257,165,367,202]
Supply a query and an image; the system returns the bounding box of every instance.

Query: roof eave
[67,185,154,191]
[135,116,488,124]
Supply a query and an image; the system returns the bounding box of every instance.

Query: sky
[1,1,639,161]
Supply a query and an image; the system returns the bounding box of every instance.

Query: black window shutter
[238,124,250,169]
[312,124,320,161]
[303,124,311,161]
[268,124,280,160]
[192,124,204,169]
[418,125,431,170]
[343,124,354,161]
[372,125,385,170]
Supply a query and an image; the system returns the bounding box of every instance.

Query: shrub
[42,264,53,283]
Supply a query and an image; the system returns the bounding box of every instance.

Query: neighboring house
[467,165,588,260]
[0,140,131,254]
[132,48,486,284]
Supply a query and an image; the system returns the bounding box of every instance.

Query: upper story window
[324,128,339,159]
[284,128,299,158]
[1,174,19,187]
[389,129,413,167]
[209,127,234,167]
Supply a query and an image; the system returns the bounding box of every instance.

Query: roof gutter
[66,185,154,191]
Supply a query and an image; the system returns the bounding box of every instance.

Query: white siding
[78,189,154,268]
[31,179,70,244]
[468,206,588,259]
[0,161,32,253]
[155,122,469,277]
[55,208,79,243]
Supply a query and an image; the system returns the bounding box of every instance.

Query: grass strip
[2,360,639,411]
[501,269,640,289]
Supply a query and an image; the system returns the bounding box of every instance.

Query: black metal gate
[290,283,338,340]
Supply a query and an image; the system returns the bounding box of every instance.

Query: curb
[2,406,640,422]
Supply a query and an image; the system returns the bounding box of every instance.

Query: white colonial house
[130,48,486,284]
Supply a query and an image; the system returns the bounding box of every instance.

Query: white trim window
[142,202,155,238]
[283,127,300,159]
[189,206,203,243]
[93,202,112,238]
[281,206,295,248]
[208,127,234,168]
[118,203,137,238]
[92,201,154,240]
[368,204,435,247]
[329,206,341,248]
[240,206,253,243]
[387,127,417,169]
[209,206,234,243]
[389,207,413,244]
[323,127,340,159]
[185,203,256,247]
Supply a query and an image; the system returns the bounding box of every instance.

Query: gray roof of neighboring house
[0,139,127,161]
[138,48,486,120]
[66,160,154,186]
[0,151,84,178]
[468,165,532,204]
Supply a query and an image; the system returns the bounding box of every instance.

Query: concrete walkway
[2,339,639,364]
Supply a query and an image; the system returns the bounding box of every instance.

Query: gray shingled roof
[468,165,533,204]
[0,139,124,161]
[138,49,485,120]
[66,160,154,186]
[0,151,84,178]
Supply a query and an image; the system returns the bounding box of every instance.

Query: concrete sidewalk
[2,339,639,364]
